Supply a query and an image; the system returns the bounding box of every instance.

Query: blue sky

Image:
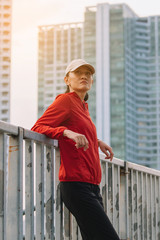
[11,0,160,129]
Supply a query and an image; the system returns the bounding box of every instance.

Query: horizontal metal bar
[100,154,124,167]
[127,161,160,177]
[0,121,18,136]
[23,129,58,147]
[101,153,160,177]
[0,121,58,147]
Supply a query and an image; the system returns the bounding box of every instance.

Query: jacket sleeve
[31,94,71,140]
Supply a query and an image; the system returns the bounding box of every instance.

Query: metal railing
[0,120,160,240]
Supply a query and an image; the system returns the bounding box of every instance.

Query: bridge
[0,121,160,240]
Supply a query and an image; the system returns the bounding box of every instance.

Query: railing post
[25,139,35,240]
[45,145,54,240]
[7,128,24,240]
[0,133,4,240]
[18,127,24,240]
[124,161,129,240]
[36,142,45,240]
[120,162,129,240]
[54,148,62,240]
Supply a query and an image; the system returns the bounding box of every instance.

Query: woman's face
[64,66,93,93]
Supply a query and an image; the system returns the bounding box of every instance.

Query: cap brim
[71,63,95,74]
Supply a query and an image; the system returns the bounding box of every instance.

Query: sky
[11,0,160,129]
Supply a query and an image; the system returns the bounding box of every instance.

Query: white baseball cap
[65,59,95,75]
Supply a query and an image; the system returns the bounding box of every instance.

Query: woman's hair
[65,73,89,101]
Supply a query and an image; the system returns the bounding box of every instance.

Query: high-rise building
[96,4,138,161]
[38,22,84,118]
[38,3,160,169]
[83,6,96,122]
[0,0,11,122]
[96,3,160,168]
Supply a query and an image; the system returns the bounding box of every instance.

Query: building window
[3,22,10,26]
[2,65,9,70]
[3,5,10,10]
[2,92,8,96]
[2,57,10,62]
[2,74,9,78]
[3,39,9,43]
[2,100,8,105]
[2,110,8,114]
[2,83,8,87]
[3,30,10,35]
[3,14,10,18]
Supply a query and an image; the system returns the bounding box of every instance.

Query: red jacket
[31,92,102,185]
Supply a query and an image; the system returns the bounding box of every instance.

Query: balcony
[0,121,160,240]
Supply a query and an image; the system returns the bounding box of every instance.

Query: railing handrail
[1,120,160,176]
[0,120,58,146]
[100,153,160,177]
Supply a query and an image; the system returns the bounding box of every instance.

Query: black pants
[60,181,120,240]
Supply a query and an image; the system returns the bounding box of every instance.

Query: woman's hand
[98,140,114,161]
[63,130,89,151]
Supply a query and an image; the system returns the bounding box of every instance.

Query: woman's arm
[63,129,89,151]
[97,139,114,161]
[32,94,89,150]
[31,94,70,140]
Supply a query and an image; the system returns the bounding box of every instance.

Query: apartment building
[95,3,160,168]
[38,22,84,118]
[0,0,11,122]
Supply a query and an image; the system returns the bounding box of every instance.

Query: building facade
[96,4,137,162]
[0,0,11,122]
[38,3,160,169]
[134,16,160,168]
[95,3,160,168]
[38,22,84,118]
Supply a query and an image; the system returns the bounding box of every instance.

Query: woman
[31,59,120,240]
